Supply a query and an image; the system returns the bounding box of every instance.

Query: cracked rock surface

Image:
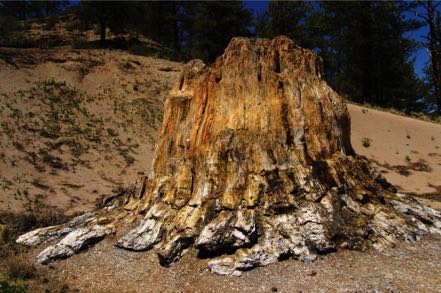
[17,36,441,275]
[36,225,115,264]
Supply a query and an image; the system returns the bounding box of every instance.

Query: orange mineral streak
[144,36,355,217]
[155,36,351,175]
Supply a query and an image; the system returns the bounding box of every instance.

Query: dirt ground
[24,233,441,292]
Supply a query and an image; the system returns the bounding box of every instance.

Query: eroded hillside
[0,48,183,215]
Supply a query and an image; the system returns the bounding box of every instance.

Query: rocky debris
[16,213,96,247]
[16,226,74,247]
[16,212,117,266]
[17,36,441,275]
[114,216,164,251]
[37,224,115,264]
[195,210,257,253]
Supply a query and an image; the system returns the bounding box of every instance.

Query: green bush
[0,280,27,293]
[361,137,371,148]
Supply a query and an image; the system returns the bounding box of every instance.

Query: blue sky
[244,0,268,15]
[243,0,430,80]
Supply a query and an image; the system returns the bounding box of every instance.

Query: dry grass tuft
[4,253,36,280]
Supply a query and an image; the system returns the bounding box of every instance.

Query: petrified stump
[17,36,441,276]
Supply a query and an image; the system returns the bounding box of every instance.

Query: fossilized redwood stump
[18,36,441,276]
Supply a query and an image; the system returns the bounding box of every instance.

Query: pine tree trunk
[426,1,441,114]
[17,36,441,276]
[99,16,106,47]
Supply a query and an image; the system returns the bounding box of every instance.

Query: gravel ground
[28,233,441,293]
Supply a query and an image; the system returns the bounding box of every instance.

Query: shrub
[0,279,27,293]
[0,201,69,249]
[361,137,371,148]
[31,177,48,189]
[5,254,36,280]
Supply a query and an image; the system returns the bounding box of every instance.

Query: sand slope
[349,103,441,209]
[0,48,182,214]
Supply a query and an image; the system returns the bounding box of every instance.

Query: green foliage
[137,1,181,50]
[44,13,58,30]
[361,138,371,148]
[0,280,27,293]
[0,0,67,20]
[75,1,142,46]
[31,176,47,189]
[0,15,26,46]
[417,1,441,114]
[255,0,314,48]
[0,15,22,37]
[187,2,252,62]
[310,1,426,112]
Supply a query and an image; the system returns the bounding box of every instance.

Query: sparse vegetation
[0,183,71,293]
[358,102,441,124]
[361,137,371,148]
[40,128,60,139]
[4,253,36,280]
[31,176,48,189]
[1,197,68,244]
[0,279,27,293]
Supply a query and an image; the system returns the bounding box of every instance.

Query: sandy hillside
[0,48,183,215]
[349,103,441,209]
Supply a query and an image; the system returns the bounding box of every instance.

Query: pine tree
[315,1,423,110]
[76,1,141,47]
[417,1,441,114]
[0,0,29,20]
[185,1,252,62]
[255,0,314,48]
[137,1,183,51]
[29,1,67,18]
[0,0,25,45]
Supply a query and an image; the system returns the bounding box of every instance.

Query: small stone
[97,217,111,225]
